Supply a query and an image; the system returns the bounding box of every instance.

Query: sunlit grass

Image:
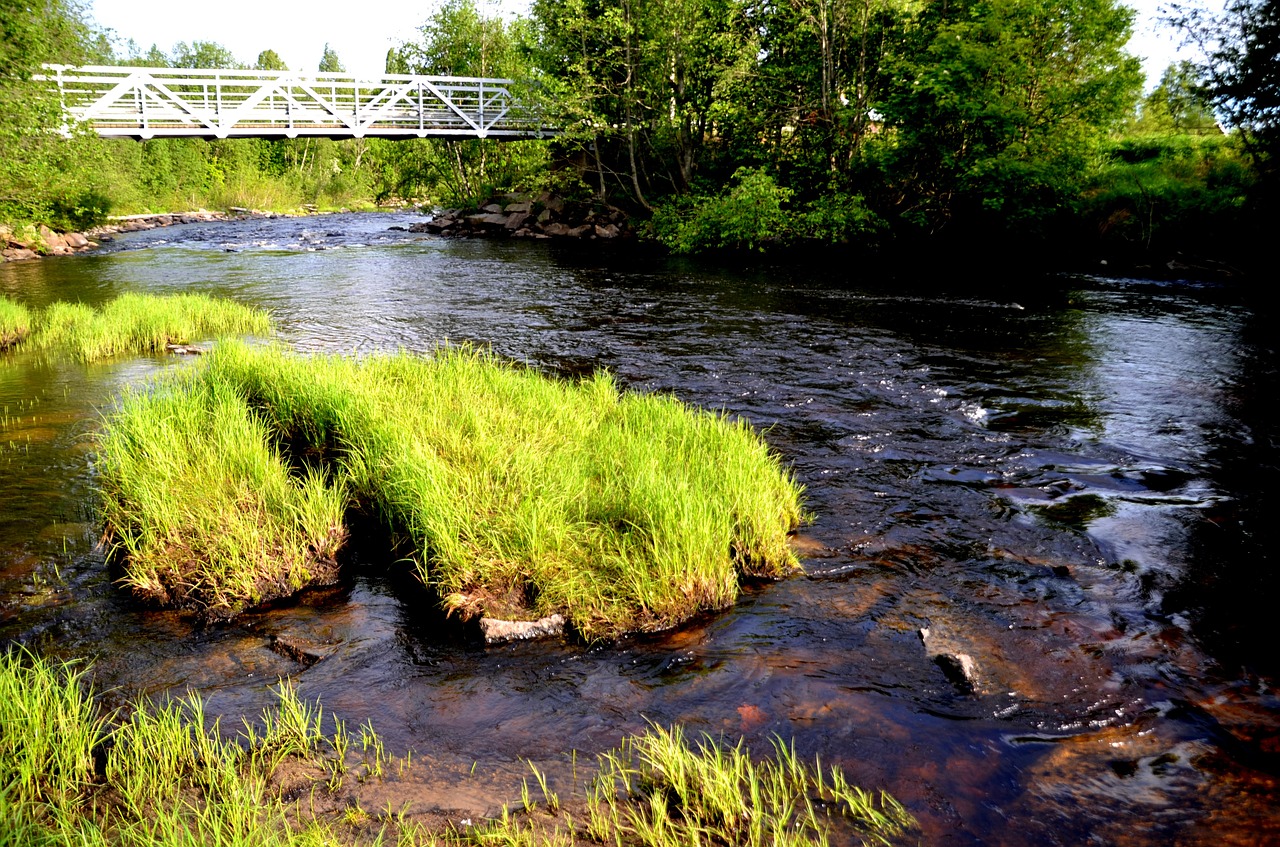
[0,648,386,847]
[99,341,805,637]
[584,723,915,847]
[29,292,272,362]
[0,295,33,351]
[3,651,913,847]
[97,371,349,620]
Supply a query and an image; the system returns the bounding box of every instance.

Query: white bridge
[38,65,551,140]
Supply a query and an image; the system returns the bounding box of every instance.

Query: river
[1,212,1276,845]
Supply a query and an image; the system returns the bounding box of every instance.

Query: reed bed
[0,295,33,350]
[2,650,914,847]
[99,342,805,637]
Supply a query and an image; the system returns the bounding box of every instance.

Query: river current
[1,212,1276,845]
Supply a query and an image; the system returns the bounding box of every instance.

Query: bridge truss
[38,65,551,140]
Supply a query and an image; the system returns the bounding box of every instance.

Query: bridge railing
[37,65,552,140]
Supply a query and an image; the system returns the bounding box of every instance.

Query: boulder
[467,213,511,228]
[481,203,504,214]
[2,247,38,261]
[536,209,554,224]
[920,626,980,694]
[479,613,566,644]
[565,225,593,238]
[505,211,530,230]
[540,222,571,237]
[594,224,620,239]
[65,232,90,249]
[39,225,66,250]
[504,201,532,214]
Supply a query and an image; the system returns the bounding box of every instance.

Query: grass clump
[97,372,349,620]
[30,292,272,362]
[0,295,33,351]
[99,342,805,637]
[0,648,382,846]
[0,648,107,818]
[583,724,915,847]
[455,723,917,847]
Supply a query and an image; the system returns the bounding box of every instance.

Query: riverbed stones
[479,613,566,644]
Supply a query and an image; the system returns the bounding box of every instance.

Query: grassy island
[99,342,805,635]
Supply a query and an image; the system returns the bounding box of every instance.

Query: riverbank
[1,206,369,263]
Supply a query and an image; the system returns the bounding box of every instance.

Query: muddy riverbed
[2,212,1276,844]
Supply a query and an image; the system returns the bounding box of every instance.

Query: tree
[375,0,546,204]
[255,49,288,71]
[875,0,1142,236]
[1170,0,1280,169]
[170,41,241,69]
[318,43,345,73]
[0,0,111,226]
[1132,61,1220,135]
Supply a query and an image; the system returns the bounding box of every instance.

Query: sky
[87,0,1198,88]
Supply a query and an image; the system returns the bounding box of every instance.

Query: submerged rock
[480,613,566,644]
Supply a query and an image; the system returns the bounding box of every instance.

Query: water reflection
[1,214,1276,845]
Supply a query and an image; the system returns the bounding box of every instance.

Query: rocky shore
[402,193,634,242]
[1,208,313,263]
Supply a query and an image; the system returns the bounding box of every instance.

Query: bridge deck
[38,65,552,140]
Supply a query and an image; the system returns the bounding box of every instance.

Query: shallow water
[2,213,1277,844]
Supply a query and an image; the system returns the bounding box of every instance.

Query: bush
[651,168,792,253]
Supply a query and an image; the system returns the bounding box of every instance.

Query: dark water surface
[2,213,1277,844]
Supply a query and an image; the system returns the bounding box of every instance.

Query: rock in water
[480,613,566,644]
[920,626,980,693]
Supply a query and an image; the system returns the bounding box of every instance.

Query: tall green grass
[584,724,914,847]
[30,293,272,362]
[0,295,33,351]
[97,371,349,619]
[99,342,805,637]
[0,648,382,847]
[3,650,913,847]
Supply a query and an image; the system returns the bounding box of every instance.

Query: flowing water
[2,213,1276,845]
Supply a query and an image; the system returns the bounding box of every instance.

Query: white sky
[88,0,1196,87]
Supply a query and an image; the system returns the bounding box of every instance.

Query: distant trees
[170,41,242,69]
[255,49,288,71]
[318,43,345,73]
[370,0,547,205]
[1171,0,1280,172]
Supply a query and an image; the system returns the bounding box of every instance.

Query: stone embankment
[404,194,633,242]
[1,208,303,263]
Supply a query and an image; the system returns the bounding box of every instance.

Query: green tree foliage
[734,0,907,189]
[372,0,548,205]
[532,0,756,206]
[318,43,345,73]
[0,0,111,227]
[170,40,242,69]
[1171,0,1280,173]
[1131,62,1220,135]
[875,0,1142,237]
[255,49,288,71]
